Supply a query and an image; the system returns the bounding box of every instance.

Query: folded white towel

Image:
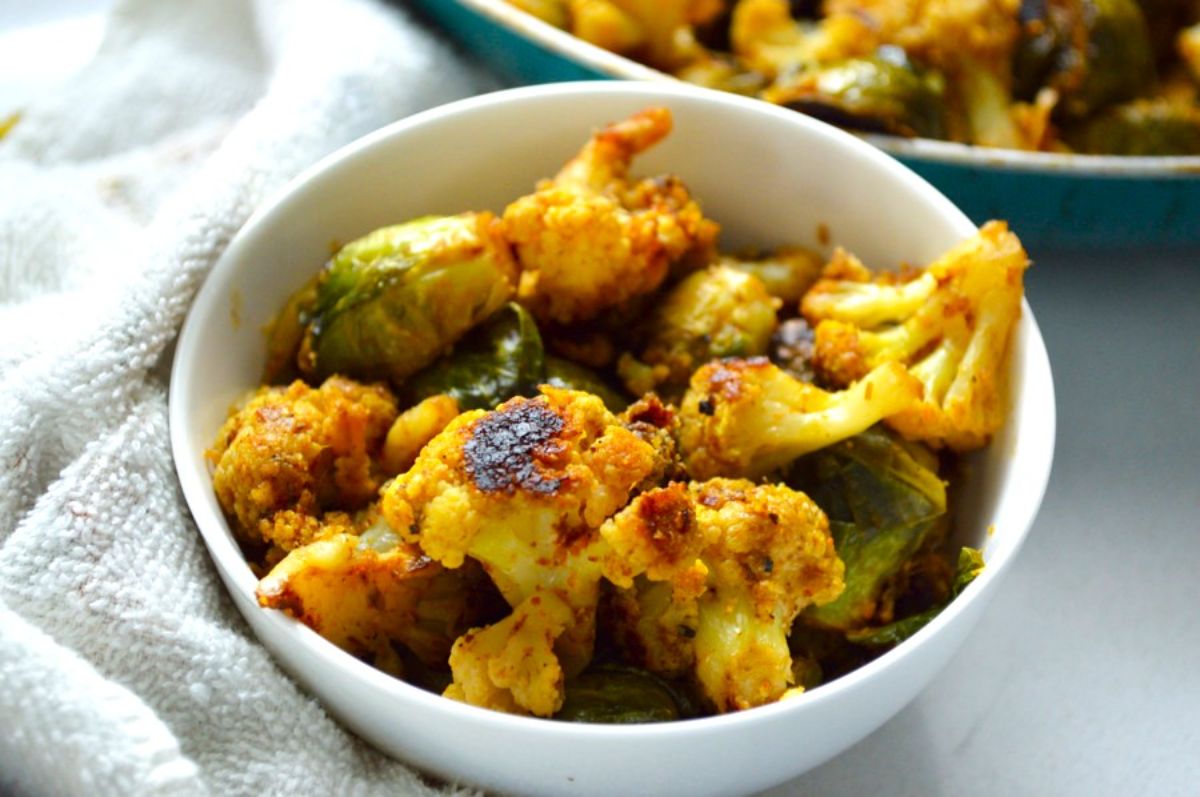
[0,1,500,794]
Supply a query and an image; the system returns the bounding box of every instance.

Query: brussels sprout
[300,214,517,383]
[788,426,948,631]
[404,303,544,411]
[623,264,780,395]
[767,48,948,139]
[845,546,985,647]
[1016,0,1155,117]
[1063,99,1200,154]
[719,247,823,303]
[543,355,631,412]
[263,273,320,383]
[555,664,693,723]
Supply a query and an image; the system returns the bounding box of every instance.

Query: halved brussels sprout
[555,664,695,723]
[788,426,948,631]
[1016,0,1155,118]
[766,48,948,139]
[1063,99,1200,154]
[404,302,544,411]
[618,263,780,396]
[299,213,518,383]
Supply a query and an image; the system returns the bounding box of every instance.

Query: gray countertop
[768,246,1200,796]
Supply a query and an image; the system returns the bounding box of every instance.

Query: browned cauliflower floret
[207,377,397,550]
[601,479,844,712]
[677,357,921,479]
[801,221,1029,451]
[502,107,719,325]
[380,386,663,716]
[256,519,490,671]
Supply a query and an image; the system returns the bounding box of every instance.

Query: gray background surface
[767,246,1200,796]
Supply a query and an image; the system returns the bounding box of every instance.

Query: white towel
[0,1,501,794]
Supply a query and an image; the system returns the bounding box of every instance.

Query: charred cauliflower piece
[502,107,719,325]
[677,357,921,479]
[801,221,1029,451]
[380,386,663,715]
[207,377,397,550]
[256,520,488,670]
[601,479,844,712]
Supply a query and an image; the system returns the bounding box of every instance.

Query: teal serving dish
[410,0,1200,249]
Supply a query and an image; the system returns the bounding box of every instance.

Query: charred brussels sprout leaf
[301,214,516,383]
[769,48,947,139]
[845,547,985,647]
[1063,100,1200,155]
[543,355,631,412]
[789,426,948,631]
[555,664,692,724]
[405,303,544,411]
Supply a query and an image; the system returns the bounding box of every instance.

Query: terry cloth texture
[0,1,501,794]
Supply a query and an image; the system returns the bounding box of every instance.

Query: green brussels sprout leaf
[405,302,545,411]
[543,355,631,412]
[845,546,985,648]
[789,426,948,631]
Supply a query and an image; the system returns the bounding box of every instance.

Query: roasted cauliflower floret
[502,107,719,325]
[256,520,488,670]
[801,221,1030,451]
[730,0,873,79]
[444,590,575,716]
[207,377,397,549]
[380,386,663,715]
[677,357,921,479]
[601,479,844,712]
[617,263,780,396]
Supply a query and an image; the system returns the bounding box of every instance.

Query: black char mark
[464,400,565,495]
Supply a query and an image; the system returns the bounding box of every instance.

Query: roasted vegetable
[502,107,719,325]
[617,264,780,396]
[785,426,948,631]
[256,521,490,668]
[601,479,845,711]
[767,49,949,139]
[207,377,397,549]
[719,247,824,303]
[1062,99,1200,154]
[556,664,693,723]
[543,355,631,411]
[845,546,985,645]
[380,387,665,715]
[297,213,518,383]
[802,221,1030,451]
[1016,0,1156,119]
[677,357,921,479]
[381,394,460,476]
[404,303,545,411]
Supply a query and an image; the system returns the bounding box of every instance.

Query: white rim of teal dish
[459,0,1200,178]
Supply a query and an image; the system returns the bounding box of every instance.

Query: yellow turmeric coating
[207,377,397,549]
[502,107,719,325]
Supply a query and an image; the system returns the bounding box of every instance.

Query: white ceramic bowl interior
[170,81,1055,797]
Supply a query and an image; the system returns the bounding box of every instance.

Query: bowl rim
[448,0,1200,178]
[169,79,1056,740]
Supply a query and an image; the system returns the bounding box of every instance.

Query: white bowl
[169,81,1055,797]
